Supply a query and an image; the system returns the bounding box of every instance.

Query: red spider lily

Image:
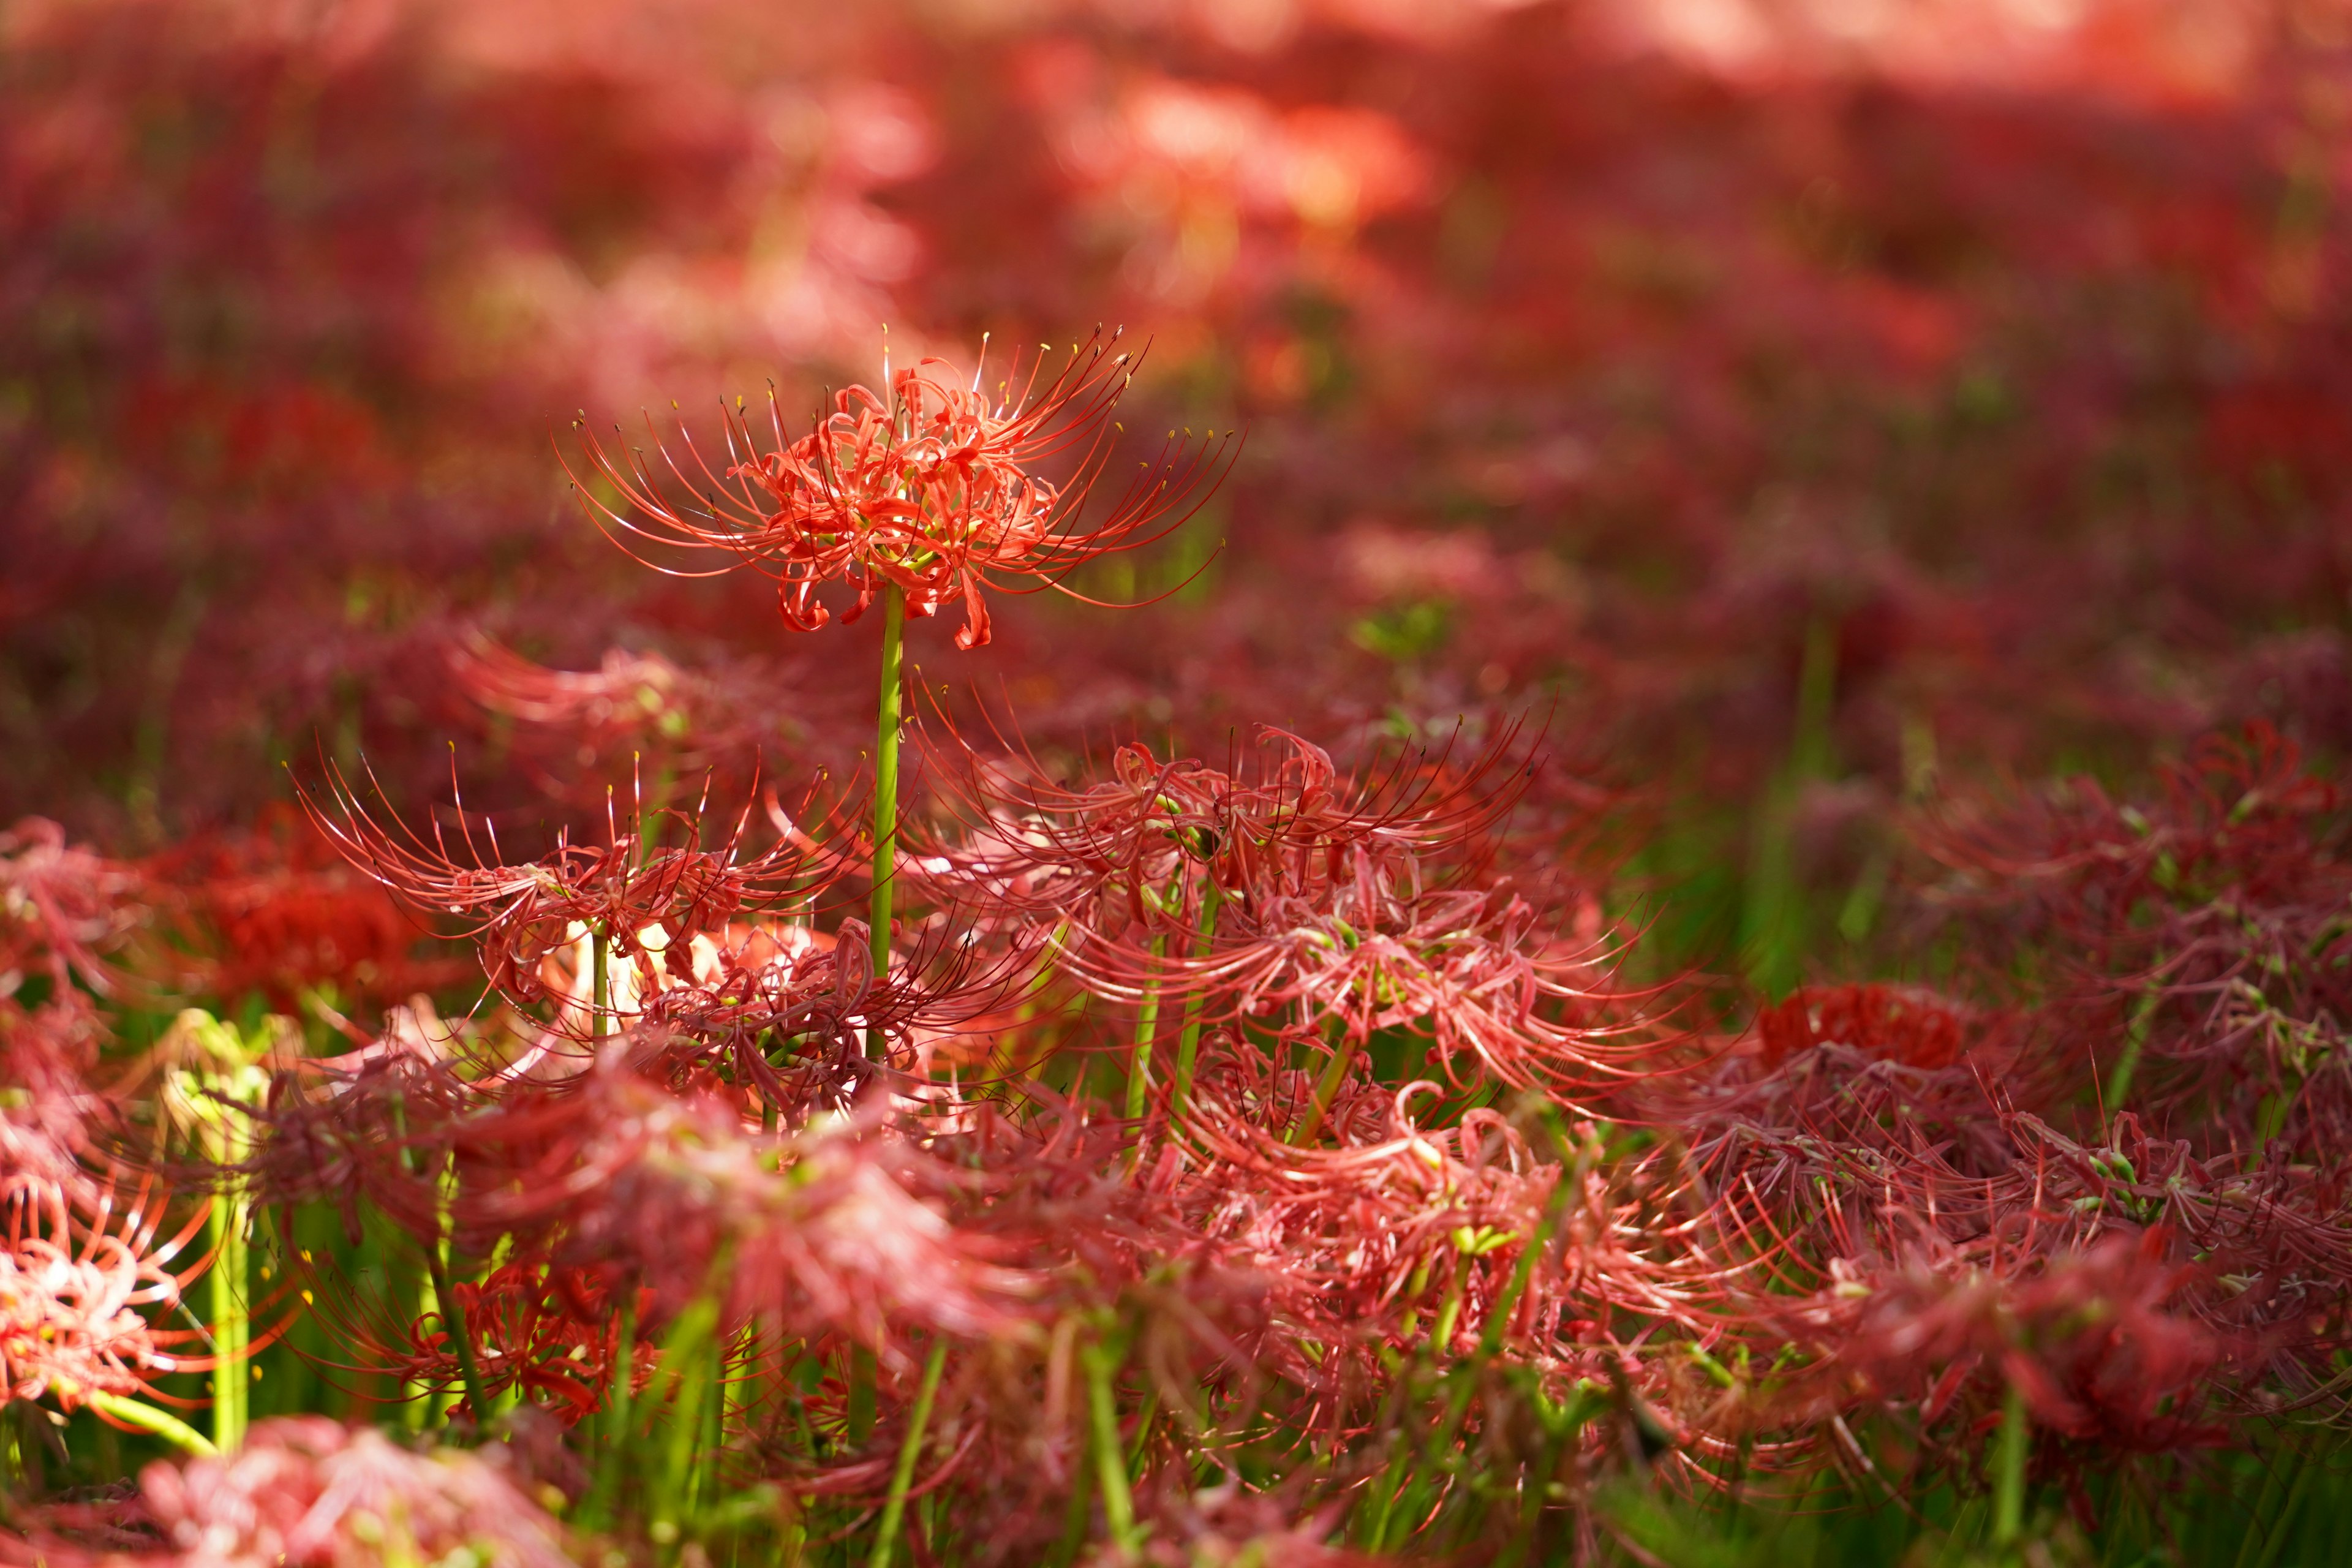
[1169,1089,1748,1379]
[2,1416,577,1568]
[4,976,207,1417]
[2,1165,206,1415]
[368,1261,629,1428]
[569,330,1235,649]
[1800,1229,2230,1455]
[624,911,1049,1114]
[1,993,112,1174]
[450,633,712,743]
[2,818,151,998]
[298,756,843,1025]
[1133,1485,1374,1568]
[238,1047,486,1250]
[922,722,1668,1114]
[916,724,1534,939]
[447,633,863,810]
[1686,1050,2352,1449]
[146,807,473,1015]
[371,1065,1040,1351]
[1755,984,1972,1071]
[1916,722,2352,1152]
[1077,862,1668,1114]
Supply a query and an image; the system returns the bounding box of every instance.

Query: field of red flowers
[5,0,2350,1563]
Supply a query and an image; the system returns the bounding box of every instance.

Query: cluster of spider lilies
[6,328,2350,1568]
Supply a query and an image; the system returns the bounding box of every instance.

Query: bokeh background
[7,0,2348,973]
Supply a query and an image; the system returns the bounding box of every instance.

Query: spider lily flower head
[1,990,111,1175]
[298,756,843,1021]
[1132,1485,1371,1568]
[570,328,1236,649]
[625,910,1050,1115]
[1915,722,2352,1149]
[2,1164,204,1414]
[414,1066,1037,1349]
[146,807,472,1015]
[2,817,151,999]
[1755,983,1973,1072]
[1808,1230,2230,1453]
[448,633,859,810]
[360,1260,626,1429]
[1071,859,1669,1111]
[95,1417,576,1568]
[1174,1092,1738,1365]
[918,723,1536,938]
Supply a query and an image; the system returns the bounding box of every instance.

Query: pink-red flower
[2,1166,200,1414]
[570,331,1233,649]
[300,758,835,1026]
[26,1417,578,1568]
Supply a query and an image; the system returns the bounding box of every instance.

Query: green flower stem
[590,1291,638,1525]
[1082,1334,1140,1558]
[2105,984,2162,1114]
[652,1296,723,1551]
[1376,1148,1574,1553]
[592,930,610,1042]
[845,583,908,1454]
[177,1013,265,1454]
[867,1338,949,1568]
[1288,1034,1355,1147]
[1125,935,1169,1163]
[1992,1380,2029,1547]
[867,583,908,1062]
[1167,885,1221,1132]
[206,1125,250,1452]
[425,1221,491,1428]
[390,1104,489,1433]
[86,1392,219,1457]
[2246,1435,2322,1568]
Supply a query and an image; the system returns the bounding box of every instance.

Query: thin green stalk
[593,930,610,1042]
[697,1325,725,1516]
[1125,935,1168,1162]
[1430,1254,1469,1362]
[405,1252,440,1432]
[2234,1429,2324,1568]
[2104,985,2162,1114]
[591,1292,638,1524]
[1742,613,1836,997]
[1168,884,1221,1129]
[1082,1335,1139,1558]
[1050,1419,1098,1568]
[867,584,907,1062]
[206,1126,250,1452]
[867,1339,949,1568]
[652,1296,723,1551]
[426,1233,491,1428]
[1124,1387,1159,1482]
[1288,1036,1356,1147]
[85,1392,219,1458]
[389,1126,489,1434]
[177,1012,264,1453]
[1992,1381,2030,1548]
[1376,1152,1575,1553]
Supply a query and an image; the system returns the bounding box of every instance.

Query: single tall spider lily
[567,329,1232,652]
[569,330,1234,1068]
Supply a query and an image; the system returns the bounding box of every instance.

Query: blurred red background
[5,0,2345,879]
